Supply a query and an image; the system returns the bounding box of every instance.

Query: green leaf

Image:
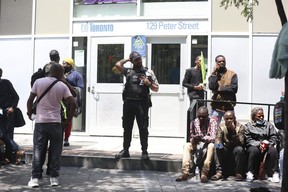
[220,0,259,21]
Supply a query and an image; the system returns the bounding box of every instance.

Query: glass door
[88,37,131,135]
[146,37,187,137]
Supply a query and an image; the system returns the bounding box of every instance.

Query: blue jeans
[32,123,63,179]
[0,111,20,162]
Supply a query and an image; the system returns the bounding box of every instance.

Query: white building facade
[0,0,285,138]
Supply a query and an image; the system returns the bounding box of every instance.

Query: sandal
[175,174,189,181]
[235,173,243,181]
[211,172,223,181]
[201,168,209,183]
[201,174,208,183]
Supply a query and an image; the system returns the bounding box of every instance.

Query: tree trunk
[275,1,287,191]
[282,74,288,192]
[275,0,287,26]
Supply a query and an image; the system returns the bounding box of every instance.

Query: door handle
[90,86,95,94]
[88,86,99,100]
[179,86,185,101]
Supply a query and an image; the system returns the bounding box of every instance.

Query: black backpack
[274,97,285,130]
[30,68,46,87]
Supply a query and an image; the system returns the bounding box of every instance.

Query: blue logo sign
[132,35,146,57]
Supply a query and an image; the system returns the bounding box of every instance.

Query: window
[75,0,136,4]
[143,0,207,2]
[97,44,124,83]
[151,44,180,84]
[191,36,208,68]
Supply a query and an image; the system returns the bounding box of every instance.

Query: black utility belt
[123,92,148,99]
[126,96,147,100]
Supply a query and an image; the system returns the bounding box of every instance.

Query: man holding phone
[208,55,238,125]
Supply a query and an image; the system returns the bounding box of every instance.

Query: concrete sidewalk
[15,133,184,172]
[6,134,282,191]
[14,133,184,156]
[0,164,281,192]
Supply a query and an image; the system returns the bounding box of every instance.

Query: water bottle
[195,166,199,181]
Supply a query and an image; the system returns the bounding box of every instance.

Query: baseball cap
[63,58,74,67]
[129,51,141,62]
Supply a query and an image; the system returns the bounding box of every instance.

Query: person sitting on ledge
[175,106,217,183]
[244,107,280,183]
[211,110,245,181]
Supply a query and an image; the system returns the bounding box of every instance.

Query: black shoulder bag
[32,80,59,114]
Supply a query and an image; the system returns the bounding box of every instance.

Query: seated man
[212,111,245,181]
[175,106,217,183]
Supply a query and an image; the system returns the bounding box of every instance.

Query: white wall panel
[0,39,33,132]
[210,36,284,123]
[34,38,70,70]
[0,38,70,133]
[211,36,250,121]
[252,36,284,120]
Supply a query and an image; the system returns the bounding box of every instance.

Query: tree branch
[275,0,287,26]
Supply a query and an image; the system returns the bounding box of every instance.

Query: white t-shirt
[31,77,72,123]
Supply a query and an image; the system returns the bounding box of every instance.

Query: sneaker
[141,151,150,160]
[63,140,70,147]
[115,149,130,159]
[246,171,254,182]
[268,172,280,183]
[28,177,39,188]
[50,177,59,186]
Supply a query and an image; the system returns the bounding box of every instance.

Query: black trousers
[122,99,149,152]
[214,145,245,177]
[246,145,279,177]
[189,98,204,122]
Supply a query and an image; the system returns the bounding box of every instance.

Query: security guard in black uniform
[114,51,159,160]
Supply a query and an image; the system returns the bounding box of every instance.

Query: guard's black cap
[129,51,141,62]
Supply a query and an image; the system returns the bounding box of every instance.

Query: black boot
[115,149,130,159]
[141,151,149,160]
